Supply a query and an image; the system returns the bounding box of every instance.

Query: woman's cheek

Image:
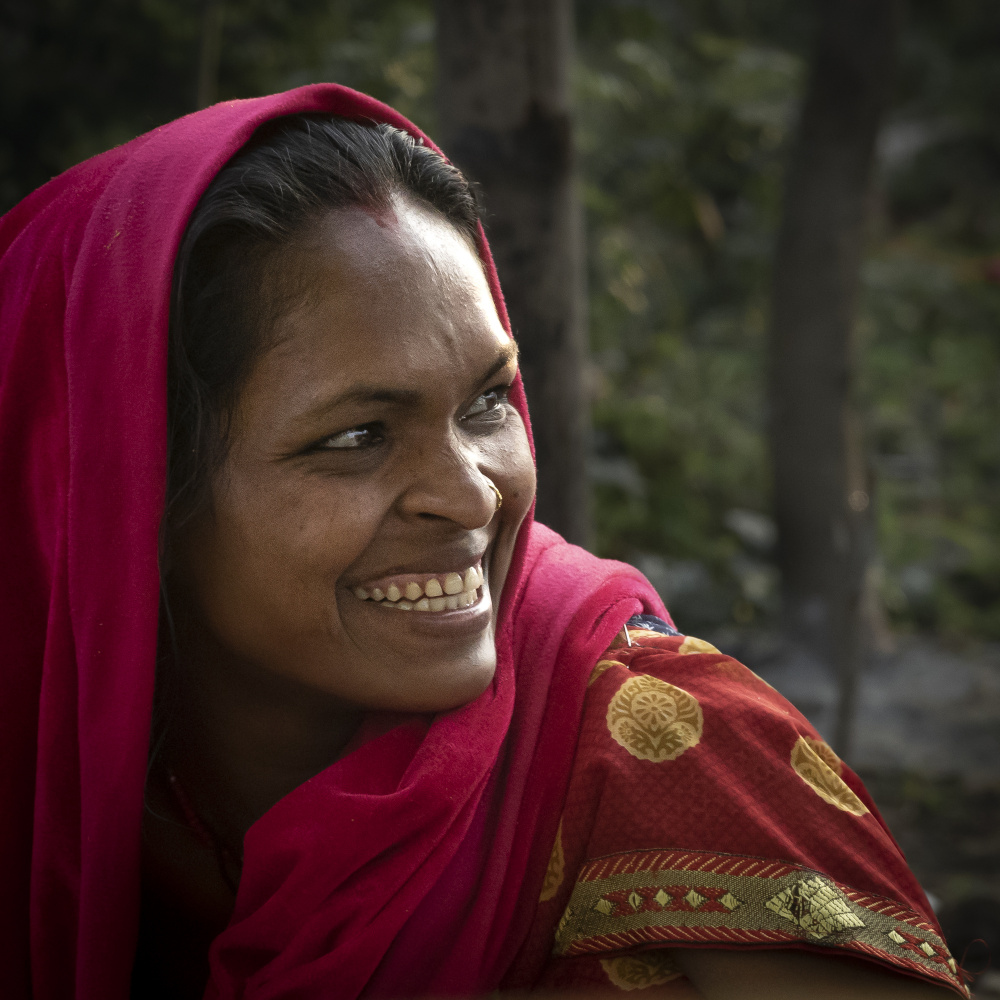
[499,416,536,508]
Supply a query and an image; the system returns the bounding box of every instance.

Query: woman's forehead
[287,193,481,282]
[237,199,511,424]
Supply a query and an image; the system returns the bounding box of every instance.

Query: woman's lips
[353,563,484,612]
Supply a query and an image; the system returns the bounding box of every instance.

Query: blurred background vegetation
[6,0,999,646]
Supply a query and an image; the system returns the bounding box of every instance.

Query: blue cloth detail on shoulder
[625,614,680,637]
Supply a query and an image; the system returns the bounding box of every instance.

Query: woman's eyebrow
[479,342,519,385]
[292,344,519,428]
[293,386,422,426]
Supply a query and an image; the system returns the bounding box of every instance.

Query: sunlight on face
[175,194,536,712]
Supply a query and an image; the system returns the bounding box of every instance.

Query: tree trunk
[196,0,224,110]
[434,0,589,545]
[769,0,899,758]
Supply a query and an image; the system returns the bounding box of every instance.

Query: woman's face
[175,194,535,713]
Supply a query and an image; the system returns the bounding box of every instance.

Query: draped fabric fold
[0,85,665,999]
[209,525,664,1000]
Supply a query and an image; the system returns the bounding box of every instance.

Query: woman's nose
[397,437,498,529]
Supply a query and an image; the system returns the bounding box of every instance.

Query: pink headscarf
[0,84,665,999]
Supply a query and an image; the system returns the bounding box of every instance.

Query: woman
[0,85,965,999]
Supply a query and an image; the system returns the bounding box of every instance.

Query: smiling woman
[0,86,964,1000]
[168,169,532,719]
[147,120,538,985]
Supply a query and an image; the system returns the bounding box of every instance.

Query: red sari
[505,625,967,996]
[0,85,963,999]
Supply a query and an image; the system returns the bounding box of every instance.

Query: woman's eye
[464,386,510,420]
[314,423,384,450]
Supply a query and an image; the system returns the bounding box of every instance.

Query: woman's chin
[381,643,498,715]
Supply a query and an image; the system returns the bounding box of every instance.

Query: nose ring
[487,480,503,512]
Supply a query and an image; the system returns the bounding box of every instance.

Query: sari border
[553,847,968,997]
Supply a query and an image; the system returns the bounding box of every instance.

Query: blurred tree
[862,0,1000,643]
[769,0,899,756]
[574,1,806,634]
[574,0,1000,651]
[197,0,226,109]
[434,0,588,545]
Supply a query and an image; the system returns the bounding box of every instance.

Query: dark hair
[165,114,479,534]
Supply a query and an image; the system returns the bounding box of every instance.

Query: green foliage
[576,1,804,627]
[860,0,1000,638]
[578,0,1000,639]
[0,0,435,212]
[2,0,198,208]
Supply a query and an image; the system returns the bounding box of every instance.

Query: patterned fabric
[504,619,967,997]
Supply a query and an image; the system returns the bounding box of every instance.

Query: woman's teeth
[354,566,484,612]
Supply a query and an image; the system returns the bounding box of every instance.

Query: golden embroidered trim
[606,675,703,763]
[600,950,682,990]
[790,736,868,816]
[554,848,966,997]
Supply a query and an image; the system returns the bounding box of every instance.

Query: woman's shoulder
[567,615,884,871]
[578,614,824,793]
[587,613,789,712]
[521,615,967,997]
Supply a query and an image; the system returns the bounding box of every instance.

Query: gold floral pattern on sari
[539,819,566,902]
[677,636,720,655]
[803,736,843,774]
[590,659,624,686]
[607,675,703,763]
[600,950,682,989]
[790,736,868,816]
